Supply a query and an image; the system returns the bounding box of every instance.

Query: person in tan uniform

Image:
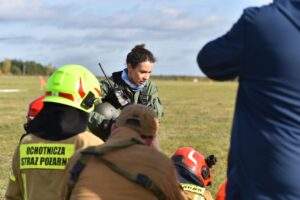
[62,104,185,200]
[5,64,104,200]
[171,147,217,200]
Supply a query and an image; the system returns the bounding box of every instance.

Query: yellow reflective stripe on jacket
[20,144,75,169]
[181,183,206,195]
[21,173,28,200]
[9,169,16,181]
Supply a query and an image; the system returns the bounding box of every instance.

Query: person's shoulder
[76,131,103,142]
[136,145,172,166]
[101,70,122,87]
[73,131,104,148]
[146,79,156,85]
[20,133,42,143]
[100,70,122,83]
[111,70,123,80]
[130,145,175,176]
[111,70,122,76]
[243,3,274,21]
[100,77,114,87]
[145,80,158,91]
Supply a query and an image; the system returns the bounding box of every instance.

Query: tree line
[0,59,56,76]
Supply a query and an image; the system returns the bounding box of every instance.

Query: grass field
[0,76,238,198]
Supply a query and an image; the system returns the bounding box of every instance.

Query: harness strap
[138,86,149,106]
[67,138,143,196]
[67,154,89,199]
[100,80,112,95]
[67,138,166,200]
[97,156,166,200]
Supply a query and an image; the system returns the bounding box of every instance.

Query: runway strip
[0,89,26,93]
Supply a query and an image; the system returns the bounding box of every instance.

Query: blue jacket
[197,1,300,199]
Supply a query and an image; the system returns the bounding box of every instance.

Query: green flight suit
[88,71,163,137]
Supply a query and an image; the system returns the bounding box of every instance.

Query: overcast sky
[0,0,272,76]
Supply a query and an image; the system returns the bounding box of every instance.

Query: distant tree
[0,59,56,75]
[11,59,24,74]
[11,65,22,75]
[45,65,55,76]
[2,59,12,74]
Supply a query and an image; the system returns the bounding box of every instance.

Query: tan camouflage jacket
[5,131,103,200]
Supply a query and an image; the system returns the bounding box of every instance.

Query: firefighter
[62,104,185,200]
[171,147,217,200]
[5,64,104,200]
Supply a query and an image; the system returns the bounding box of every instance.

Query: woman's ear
[127,63,133,71]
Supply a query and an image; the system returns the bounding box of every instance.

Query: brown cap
[115,104,159,137]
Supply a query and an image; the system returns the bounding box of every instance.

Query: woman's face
[127,61,153,85]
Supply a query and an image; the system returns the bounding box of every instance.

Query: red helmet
[26,96,45,121]
[171,147,217,187]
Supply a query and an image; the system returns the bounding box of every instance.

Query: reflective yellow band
[20,143,75,169]
[21,173,28,200]
[9,169,16,181]
[181,183,206,195]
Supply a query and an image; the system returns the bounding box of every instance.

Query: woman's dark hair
[126,44,156,68]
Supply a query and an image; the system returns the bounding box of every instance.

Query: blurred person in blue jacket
[197,1,300,199]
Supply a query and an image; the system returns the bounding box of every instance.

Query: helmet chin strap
[175,165,205,187]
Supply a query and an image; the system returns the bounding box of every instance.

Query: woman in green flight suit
[88,44,164,141]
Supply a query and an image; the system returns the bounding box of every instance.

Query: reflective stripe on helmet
[94,87,101,96]
[77,77,86,98]
[46,91,74,101]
